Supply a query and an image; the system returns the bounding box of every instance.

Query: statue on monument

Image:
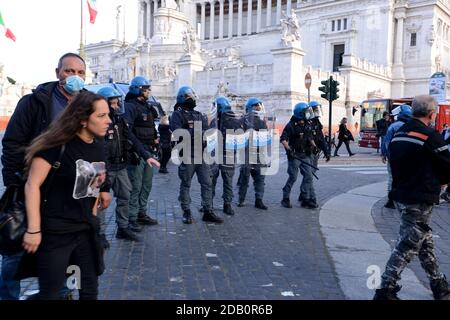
[182,24,199,55]
[165,0,179,10]
[280,10,301,46]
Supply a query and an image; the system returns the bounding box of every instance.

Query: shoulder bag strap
[41,144,66,205]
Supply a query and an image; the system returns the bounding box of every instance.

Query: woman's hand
[23,232,41,254]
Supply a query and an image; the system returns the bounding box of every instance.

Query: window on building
[410,32,417,46]
[332,20,335,32]
[333,44,345,72]
[337,19,341,31]
[344,18,347,30]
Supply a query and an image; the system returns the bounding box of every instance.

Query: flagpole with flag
[87,0,98,24]
[0,10,16,42]
[79,0,85,58]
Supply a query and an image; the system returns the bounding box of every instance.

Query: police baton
[289,151,320,180]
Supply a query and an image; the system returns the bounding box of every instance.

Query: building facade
[85,0,450,129]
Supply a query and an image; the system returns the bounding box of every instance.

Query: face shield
[304,107,315,120]
[252,102,266,119]
[312,105,323,118]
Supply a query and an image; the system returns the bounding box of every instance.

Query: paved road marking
[319,181,431,300]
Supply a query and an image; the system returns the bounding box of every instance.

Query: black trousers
[160,146,172,169]
[334,139,353,156]
[36,230,98,300]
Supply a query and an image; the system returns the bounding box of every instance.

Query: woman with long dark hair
[22,91,112,300]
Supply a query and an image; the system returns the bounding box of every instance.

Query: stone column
[210,1,215,40]
[256,0,262,33]
[276,0,281,25]
[138,0,145,42]
[228,0,234,38]
[219,0,224,39]
[287,0,291,13]
[238,0,243,36]
[247,0,252,35]
[266,0,272,27]
[201,2,206,40]
[394,14,405,66]
[392,7,407,97]
[147,0,152,39]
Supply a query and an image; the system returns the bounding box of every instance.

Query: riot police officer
[123,76,160,231]
[280,102,318,209]
[170,86,223,224]
[305,101,330,201]
[211,96,244,216]
[237,97,268,210]
[97,87,159,244]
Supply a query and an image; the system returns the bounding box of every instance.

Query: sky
[0,0,138,85]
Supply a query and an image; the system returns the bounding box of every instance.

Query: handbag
[0,145,65,256]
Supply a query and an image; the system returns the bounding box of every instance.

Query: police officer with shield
[170,86,223,224]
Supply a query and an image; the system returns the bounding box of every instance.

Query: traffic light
[319,79,330,100]
[330,79,340,101]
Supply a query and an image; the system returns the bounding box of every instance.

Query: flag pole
[79,0,85,58]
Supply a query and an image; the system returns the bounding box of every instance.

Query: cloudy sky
[0,0,138,85]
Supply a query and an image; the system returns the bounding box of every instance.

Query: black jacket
[389,118,450,205]
[123,98,159,162]
[104,109,130,171]
[309,117,329,156]
[337,123,353,141]
[1,81,58,186]
[158,123,172,149]
[280,116,315,156]
[376,118,390,137]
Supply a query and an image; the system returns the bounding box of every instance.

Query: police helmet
[293,102,314,120]
[176,86,197,104]
[215,96,232,113]
[309,101,321,109]
[129,76,151,95]
[245,97,263,113]
[97,87,122,100]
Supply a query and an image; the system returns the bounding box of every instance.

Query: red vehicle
[436,101,450,132]
[358,98,412,149]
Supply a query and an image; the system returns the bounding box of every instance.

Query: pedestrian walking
[381,104,412,209]
[0,52,86,300]
[334,117,355,157]
[374,95,450,300]
[23,91,113,300]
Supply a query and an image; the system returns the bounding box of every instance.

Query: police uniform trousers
[211,164,235,205]
[178,162,213,211]
[237,164,265,202]
[282,153,316,201]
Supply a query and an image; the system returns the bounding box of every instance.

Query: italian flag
[0,10,16,42]
[87,0,98,24]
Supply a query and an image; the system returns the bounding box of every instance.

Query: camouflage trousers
[381,202,444,289]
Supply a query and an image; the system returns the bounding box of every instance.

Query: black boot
[255,199,268,210]
[237,198,245,207]
[183,209,193,224]
[223,203,235,216]
[384,199,395,209]
[281,198,292,208]
[137,211,158,225]
[298,193,306,202]
[116,227,141,242]
[202,210,223,223]
[99,234,110,250]
[431,276,450,300]
[301,199,319,209]
[159,167,168,174]
[373,286,401,300]
[128,221,143,233]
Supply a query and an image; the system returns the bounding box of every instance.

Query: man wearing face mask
[0,52,95,300]
[170,86,223,224]
[123,76,161,231]
[237,97,269,210]
[374,95,450,300]
[280,102,318,209]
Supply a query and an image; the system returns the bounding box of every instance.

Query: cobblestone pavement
[4,141,445,300]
